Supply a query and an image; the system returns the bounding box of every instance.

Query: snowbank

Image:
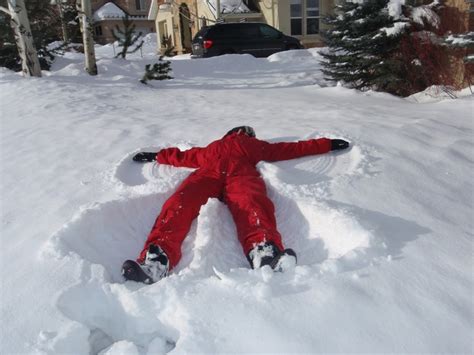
[1,45,472,354]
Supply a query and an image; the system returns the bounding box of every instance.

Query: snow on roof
[207,0,251,17]
[93,2,126,21]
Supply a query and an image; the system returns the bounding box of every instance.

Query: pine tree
[0,0,42,76]
[395,1,472,93]
[444,32,474,63]
[28,0,68,70]
[113,14,144,59]
[140,48,173,84]
[320,0,407,94]
[53,0,81,44]
[0,0,77,72]
[442,28,474,88]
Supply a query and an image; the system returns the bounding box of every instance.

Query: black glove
[330,139,350,151]
[133,152,157,162]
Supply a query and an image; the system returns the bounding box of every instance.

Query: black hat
[225,126,256,138]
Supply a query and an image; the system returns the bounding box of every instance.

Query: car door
[255,24,286,57]
[236,23,261,55]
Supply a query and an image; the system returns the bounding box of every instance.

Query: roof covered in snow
[93,2,126,21]
[206,0,252,17]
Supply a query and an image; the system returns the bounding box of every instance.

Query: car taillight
[203,40,213,49]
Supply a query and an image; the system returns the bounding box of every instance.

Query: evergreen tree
[320,0,407,94]
[0,0,77,71]
[140,48,173,84]
[113,14,144,59]
[0,0,41,75]
[0,9,17,70]
[396,1,472,93]
[55,0,81,44]
[444,32,474,64]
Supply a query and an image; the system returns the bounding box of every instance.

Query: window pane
[291,18,302,35]
[307,18,319,34]
[260,25,280,38]
[307,10,319,16]
[307,0,318,8]
[290,0,302,17]
[240,24,259,37]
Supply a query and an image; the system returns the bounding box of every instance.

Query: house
[147,0,334,54]
[91,0,156,44]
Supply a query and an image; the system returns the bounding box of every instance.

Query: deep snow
[0,38,473,354]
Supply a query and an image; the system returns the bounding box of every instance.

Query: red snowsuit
[137,132,332,269]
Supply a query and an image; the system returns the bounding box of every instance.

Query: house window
[136,0,146,11]
[290,0,302,35]
[306,0,319,34]
[95,25,103,36]
[290,0,320,36]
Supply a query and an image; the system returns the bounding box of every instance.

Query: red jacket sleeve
[156,147,204,168]
[258,138,332,162]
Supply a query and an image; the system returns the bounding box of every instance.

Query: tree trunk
[6,0,42,77]
[57,3,69,44]
[80,0,97,75]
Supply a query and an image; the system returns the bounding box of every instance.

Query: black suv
[192,22,303,58]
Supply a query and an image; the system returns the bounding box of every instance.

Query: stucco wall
[95,19,155,44]
[154,0,202,54]
[258,0,280,29]
[274,0,333,47]
[153,0,337,52]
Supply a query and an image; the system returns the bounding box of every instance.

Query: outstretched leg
[138,171,223,269]
[223,175,285,257]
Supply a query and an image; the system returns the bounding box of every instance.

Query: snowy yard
[0,39,473,354]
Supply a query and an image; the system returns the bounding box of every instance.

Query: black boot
[122,244,169,284]
[247,242,297,271]
[270,248,297,272]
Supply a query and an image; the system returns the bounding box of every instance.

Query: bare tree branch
[0,5,11,15]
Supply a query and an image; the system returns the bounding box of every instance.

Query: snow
[207,0,251,16]
[382,0,440,37]
[446,32,474,46]
[381,21,409,37]
[387,0,405,19]
[410,5,440,27]
[1,35,473,354]
[93,2,126,21]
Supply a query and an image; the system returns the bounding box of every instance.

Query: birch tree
[78,0,97,75]
[0,0,41,77]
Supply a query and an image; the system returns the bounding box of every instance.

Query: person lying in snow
[122,126,349,284]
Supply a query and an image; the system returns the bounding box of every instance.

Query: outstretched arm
[132,147,204,168]
[156,147,203,168]
[258,138,349,162]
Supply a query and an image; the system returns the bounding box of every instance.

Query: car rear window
[194,26,210,39]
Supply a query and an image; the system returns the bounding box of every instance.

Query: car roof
[212,22,265,26]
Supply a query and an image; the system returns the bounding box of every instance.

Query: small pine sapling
[113,14,144,59]
[140,47,174,84]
